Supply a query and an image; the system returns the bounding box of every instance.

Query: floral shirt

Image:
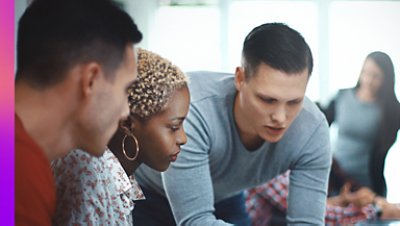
[245,171,376,226]
[52,149,145,226]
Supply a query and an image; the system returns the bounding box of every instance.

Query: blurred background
[15,0,400,202]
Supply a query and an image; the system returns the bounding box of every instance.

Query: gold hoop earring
[122,134,139,161]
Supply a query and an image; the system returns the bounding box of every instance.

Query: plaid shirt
[245,171,377,226]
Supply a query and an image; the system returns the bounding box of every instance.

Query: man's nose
[271,106,286,124]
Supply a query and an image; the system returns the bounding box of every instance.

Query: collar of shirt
[102,149,145,201]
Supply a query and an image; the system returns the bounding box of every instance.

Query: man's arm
[162,106,232,226]
[287,120,332,225]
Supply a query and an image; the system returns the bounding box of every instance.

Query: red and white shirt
[52,148,145,226]
[245,171,377,226]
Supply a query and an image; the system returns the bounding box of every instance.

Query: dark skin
[108,87,190,176]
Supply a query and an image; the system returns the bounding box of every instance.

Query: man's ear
[234,66,245,91]
[80,62,103,97]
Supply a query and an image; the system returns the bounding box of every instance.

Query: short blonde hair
[127,48,188,120]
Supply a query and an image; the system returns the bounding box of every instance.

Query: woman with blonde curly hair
[52,48,190,225]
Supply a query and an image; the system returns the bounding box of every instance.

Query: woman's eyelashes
[171,126,180,132]
[170,122,183,132]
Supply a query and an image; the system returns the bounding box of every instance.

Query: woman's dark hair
[356,51,400,196]
[356,51,398,108]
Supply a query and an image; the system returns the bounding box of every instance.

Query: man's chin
[79,144,107,157]
[261,133,284,143]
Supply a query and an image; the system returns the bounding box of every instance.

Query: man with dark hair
[134,23,331,225]
[15,0,142,225]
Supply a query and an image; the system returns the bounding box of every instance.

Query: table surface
[355,219,400,225]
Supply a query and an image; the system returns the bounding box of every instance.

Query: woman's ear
[129,120,136,133]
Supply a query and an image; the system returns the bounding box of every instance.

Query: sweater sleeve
[161,105,232,226]
[287,119,332,225]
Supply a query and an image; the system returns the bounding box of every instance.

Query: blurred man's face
[76,44,137,156]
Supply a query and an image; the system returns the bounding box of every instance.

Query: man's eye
[261,98,275,104]
[288,100,302,105]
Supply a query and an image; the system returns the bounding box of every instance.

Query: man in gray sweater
[134,23,332,225]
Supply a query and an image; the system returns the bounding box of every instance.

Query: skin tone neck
[356,87,376,103]
[233,102,264,150]
[233,68,261,150]
[15,79,79,161]
[233,69,265,150]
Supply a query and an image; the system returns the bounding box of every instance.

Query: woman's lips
[170,151,180,162]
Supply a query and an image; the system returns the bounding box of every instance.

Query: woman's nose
[177,127,187,146]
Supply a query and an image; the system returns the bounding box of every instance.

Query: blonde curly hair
[126,48,188,122]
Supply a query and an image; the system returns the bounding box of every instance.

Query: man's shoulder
[15,116,56,226]
[15,113,46,160]
[290,97,330,138]
[16,140,54,191]
[15,114,53,184]
[187,71,233,80]
[186,71,235,102]
[279,97,331,155]
[301,97,327,122]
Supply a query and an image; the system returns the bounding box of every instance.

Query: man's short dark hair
[16,0,143,89]
[242,22,313,80]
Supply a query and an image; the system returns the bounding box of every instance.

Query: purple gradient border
[0,0,15,225]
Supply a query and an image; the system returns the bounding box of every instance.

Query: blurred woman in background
[320,51,400,196]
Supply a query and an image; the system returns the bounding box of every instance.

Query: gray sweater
[332,89,380,188]
[136,71,332,225]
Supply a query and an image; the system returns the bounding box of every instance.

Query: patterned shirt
[245,171,377,226]
[52,149,145,226]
